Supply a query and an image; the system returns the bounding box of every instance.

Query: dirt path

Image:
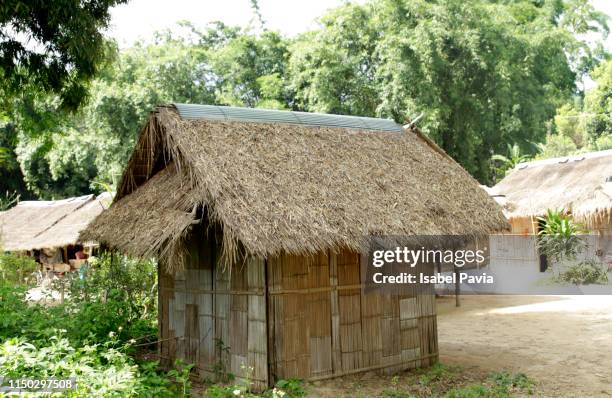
[438,295,612,398]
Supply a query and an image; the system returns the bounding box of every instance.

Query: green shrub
[0,253,193,397]
[0,336,191,397]
[0,253,39,286]
[0,253,158,348]
[556,260,609,285]
[61,252,158,346]
[536,209,586,263]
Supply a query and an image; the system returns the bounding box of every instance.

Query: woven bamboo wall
[160,233,438,388]
[159,231,268,391]
[267,248,438,382]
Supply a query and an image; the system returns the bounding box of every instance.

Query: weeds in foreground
[346,364,536,398]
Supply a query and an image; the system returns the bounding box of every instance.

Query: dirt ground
[307,295,612,397]
[438,295,612,398]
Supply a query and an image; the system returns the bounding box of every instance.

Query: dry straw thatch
[493,149,612,226]
[82,105,508,270]
[0,194,111,251]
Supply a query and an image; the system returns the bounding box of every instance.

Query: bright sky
[108,0,612,49]
[107,0,611,89]
[107,0,349,47]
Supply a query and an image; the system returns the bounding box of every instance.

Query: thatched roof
[82,104,508,268]
[493,149,612,225]
[0,193,112,252]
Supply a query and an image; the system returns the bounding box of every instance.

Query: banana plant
[491,143,532,179]
[536,209,586,263]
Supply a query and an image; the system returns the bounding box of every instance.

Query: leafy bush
[0,268,192,398]
[555,260,609,285]
[60,252,158,346]
[0,252,39,286]
[536,209,586,263]
[0,252,158,349]
[0,336,192,397]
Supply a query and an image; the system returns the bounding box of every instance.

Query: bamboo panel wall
[159,233,268,391]
[267,248,438,383]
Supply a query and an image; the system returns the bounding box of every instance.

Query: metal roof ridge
[172,103,403,133]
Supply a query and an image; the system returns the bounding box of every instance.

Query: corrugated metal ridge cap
[172,103,404,133]
[513,149,612,171]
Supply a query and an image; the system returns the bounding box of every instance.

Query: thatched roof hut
[83,104,507,269]
[81,104,507,388]
[493,149,612,227]
[0,193,112,252]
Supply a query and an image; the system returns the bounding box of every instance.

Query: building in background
[0,193,112,272]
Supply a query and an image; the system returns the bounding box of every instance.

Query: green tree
[210,30,291,108]
[584,59,612,139]
[0,0,127,110]
[0,121,31,200]
[289,0,606,182]
[537,134,579,159]
[541,58,611,159]
[12,33,216,198]
[8,24,292,198]
[553,103,588,147]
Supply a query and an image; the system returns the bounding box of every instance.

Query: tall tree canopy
[0,0,126,110]
[1,0,609,199]
[9,25,292,198]
[289,0,607,181]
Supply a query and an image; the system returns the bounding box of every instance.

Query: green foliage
[418,363,455,386]
[536,134,578,159]
[3,0,610,196]
[553,103,588,147]
[382,375,417,397]
[0,252,38,285]
[0,253,157,348]
[0,190,19,211]
[555,259,609,285]
[0,336,192,397]
[211,338,234,383]
[536,209,586,263]
[584,59,612,139]
[490,371,534,395]
[444,371,534,397]
[0,0,126,110]
[594,133,612,150]
[0,123,31,199]
[491,143,532,181]
[211,31,291,108]
[0,253,192,397]
[289,0,602,182]
[541,58,612,159]
[272,379,306,398]
[206,378,306,398]
[63,253,158,346]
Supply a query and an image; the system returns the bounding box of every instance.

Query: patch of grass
[381,375,418,397]
[444,383,505,398]
[418,363,458,386]
[490,371,535,395]
[442,370,535,398]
